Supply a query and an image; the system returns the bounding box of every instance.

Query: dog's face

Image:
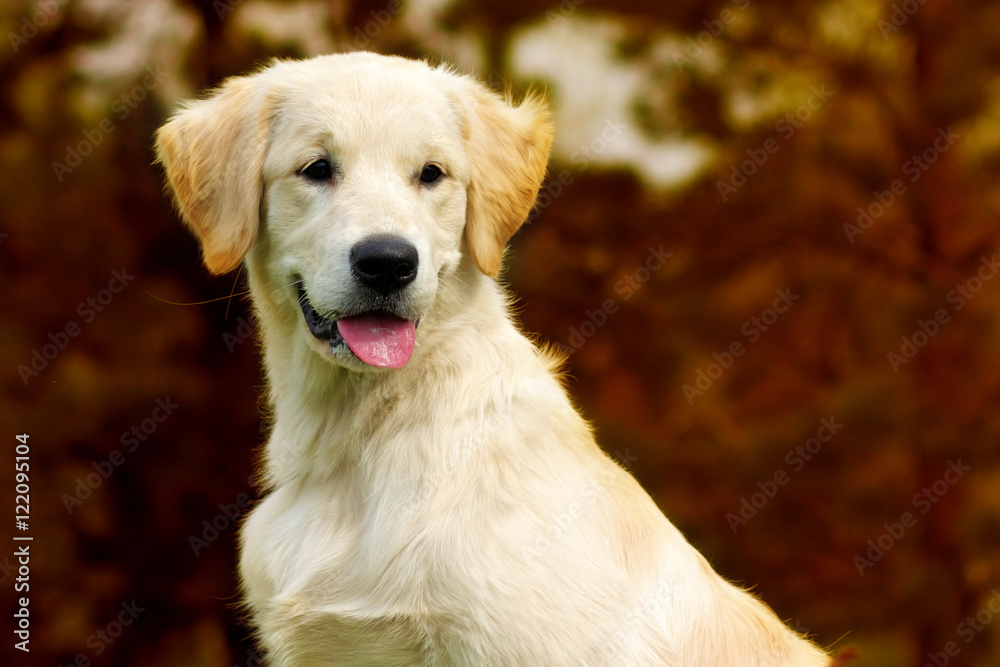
[259,61,473,369]
[156,53,552,370]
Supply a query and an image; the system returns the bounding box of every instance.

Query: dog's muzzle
[296,282,417,369]
[297,283,343,344]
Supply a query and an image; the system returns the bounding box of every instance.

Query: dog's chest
[239,479,465,663]
[242,480,418,597]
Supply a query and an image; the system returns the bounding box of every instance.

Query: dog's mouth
[296,283,416,368]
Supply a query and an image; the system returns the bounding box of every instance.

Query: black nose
[349,236,419,293]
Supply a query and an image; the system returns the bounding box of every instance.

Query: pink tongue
[336,314,416,368]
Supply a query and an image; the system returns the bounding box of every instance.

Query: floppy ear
[154,75,277,274]
[460,84,554,277]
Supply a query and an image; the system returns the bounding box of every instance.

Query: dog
[155,52,831,666]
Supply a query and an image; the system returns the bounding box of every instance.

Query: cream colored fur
[156,52,831,666]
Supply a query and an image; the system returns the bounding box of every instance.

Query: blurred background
[2,0,999,664]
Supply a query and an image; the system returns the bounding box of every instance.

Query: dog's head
[155,52,552,370]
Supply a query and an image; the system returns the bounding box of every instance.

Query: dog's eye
[301,159,332,181]
[419,164,444,184]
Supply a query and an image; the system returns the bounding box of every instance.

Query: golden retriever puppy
[155,52,831,666]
